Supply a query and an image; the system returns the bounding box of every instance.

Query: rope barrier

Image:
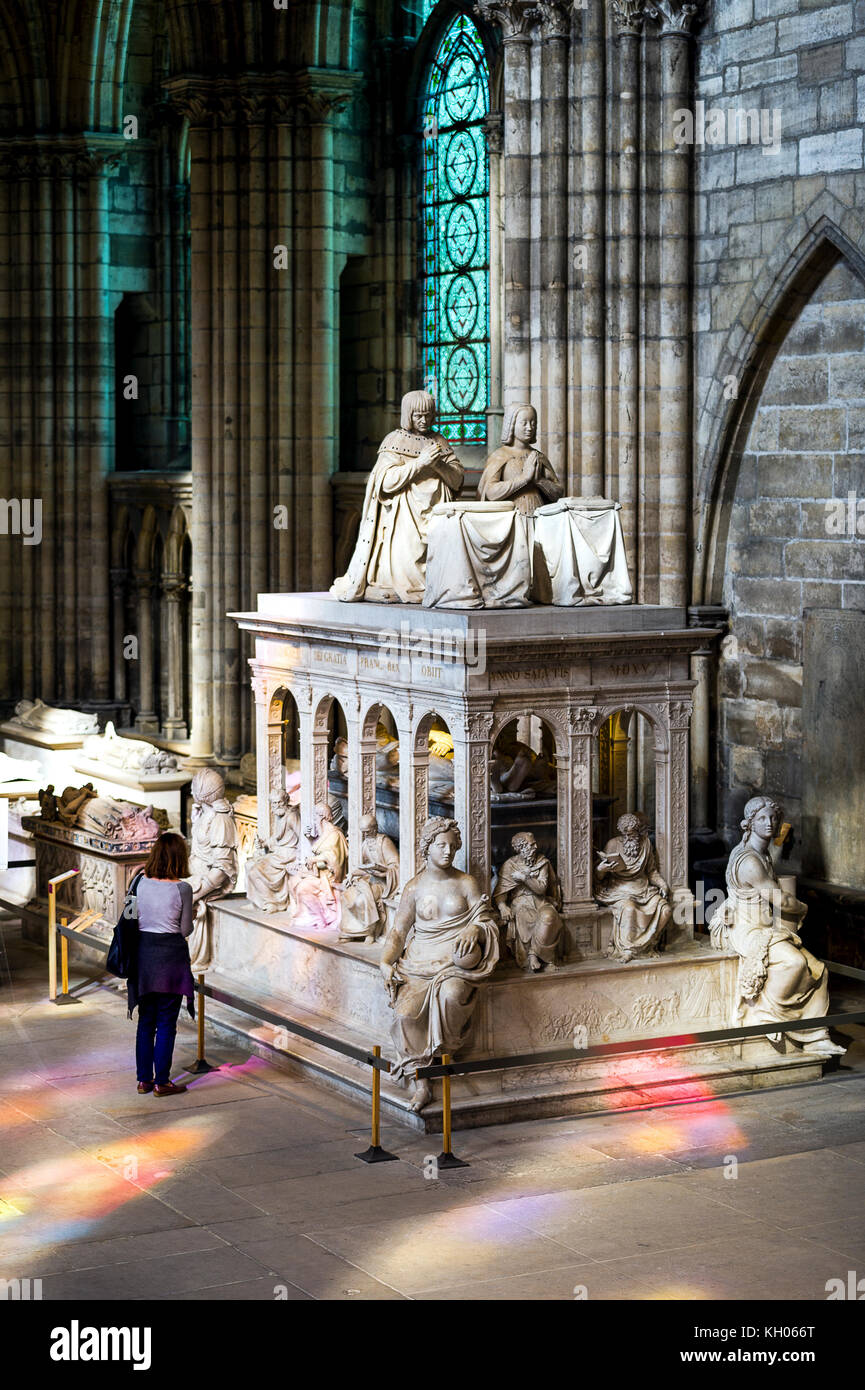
[42,909,865,1156]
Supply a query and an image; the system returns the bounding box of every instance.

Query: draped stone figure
[709,796,845,1058]
[80,720,178,773]
[185,769,239,972]
[379,816,500,1112]
[595,812,672,962]
[339,813,400,943]
[288,802,348,931]
[38,781,160,842]
[477,402,564,515]
[329,390,464,604]
[494,832,565,972]
[245,788,302,915]
[11,698,98,735]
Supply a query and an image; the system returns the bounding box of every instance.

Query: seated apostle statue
[339,812,400,943]
[708,795,845,1059]
[379,816,500,1111]
[288,801,348,931]
[245,784,302,915]
[329,390,464,604]
[494,832,565,972]
[595,812,672,962]
[477,403,564,514]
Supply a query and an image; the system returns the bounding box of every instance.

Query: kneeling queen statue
[709,795,845,1059]
[379,816,499,1111]
[330,389,464,604]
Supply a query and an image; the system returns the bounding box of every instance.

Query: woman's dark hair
[144,831,189,881]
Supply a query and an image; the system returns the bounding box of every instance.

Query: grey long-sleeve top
[136,877,194,938]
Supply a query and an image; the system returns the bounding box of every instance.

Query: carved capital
[568,705,600,735]
[668,699,692,731]
[609,0,651,35]
[483,111,504,155]
[645,0,705,36]
[474,0,537,39]
[292,67,363,123]
[465,709,495,742]
[529,1,572,38]
[0,134,127,181]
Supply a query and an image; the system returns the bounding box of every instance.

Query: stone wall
[718,259,865,854]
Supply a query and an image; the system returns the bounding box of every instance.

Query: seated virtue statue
[379,816,499,1111]
[708,795,845,1059]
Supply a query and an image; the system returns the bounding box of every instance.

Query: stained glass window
[421,13,490,445]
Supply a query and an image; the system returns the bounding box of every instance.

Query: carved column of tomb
[646,0,703,606]
[342,693,362,868]
[358,704,379,832]
[401,710,426,888]
[309,695,332,836]
[687,605,727,830]
[565,706,600,946]
[249,671,272,843]
[452,708,494,885]
[295,681,316,844]
[667,697,693,935]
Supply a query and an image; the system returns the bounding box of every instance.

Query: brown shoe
[154,1081,187,1096]
[137,1081,154,1094]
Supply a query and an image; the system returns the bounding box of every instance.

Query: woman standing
[129,831,196,1096]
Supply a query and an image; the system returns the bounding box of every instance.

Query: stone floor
[2,912,865,1302]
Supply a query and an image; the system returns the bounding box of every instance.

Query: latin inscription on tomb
[593,658,665,682]
[494,666,571,685]
[358,653,402,679]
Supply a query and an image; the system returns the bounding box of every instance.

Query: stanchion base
[437,1151,469,1170]
[354,1145,400,1164]
[53,994,82,1007]
[189,1058,218,1074]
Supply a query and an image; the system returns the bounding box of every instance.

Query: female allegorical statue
[330,390,464,604]
[477,402,564,514]
[379,816,499,1111]
[709,795,845,1058]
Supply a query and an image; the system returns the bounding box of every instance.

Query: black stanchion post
[355,1045,399,1163]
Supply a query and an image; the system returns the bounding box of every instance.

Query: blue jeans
[136,992,183,1085]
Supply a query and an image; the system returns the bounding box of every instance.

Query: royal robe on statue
[329,430,463,604]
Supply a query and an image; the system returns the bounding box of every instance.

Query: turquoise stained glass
[420,13,490,444]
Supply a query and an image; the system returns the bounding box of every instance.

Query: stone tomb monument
[195,592,830,1130]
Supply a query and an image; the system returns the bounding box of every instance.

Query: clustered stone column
[654,0,701,608]
[164,70,360,766]
[0,136,125,713]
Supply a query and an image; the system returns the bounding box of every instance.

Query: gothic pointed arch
[696,204,865,607]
